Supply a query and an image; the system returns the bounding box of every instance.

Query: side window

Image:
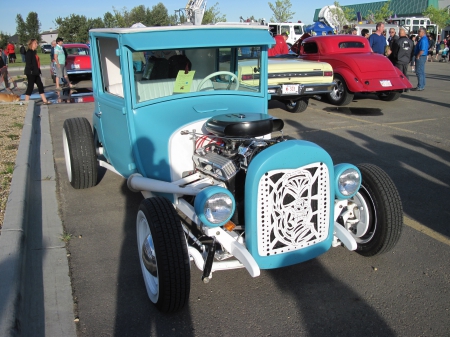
[303,42,318,54]
[281,25,290,35]
[294,25,303,35]
[406,19,410,25]
[96,37,123,98]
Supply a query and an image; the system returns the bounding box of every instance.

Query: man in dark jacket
[391,28,414,84]
[387,28,399,63]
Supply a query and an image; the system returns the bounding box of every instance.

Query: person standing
[19,44,26,63]
[0,49,16,93]
[24,39,51,104]
[351,28,358,35]
[391,28,414,85]
[409,35,417,71]
[361,29,370,39]
[268,32,289,57]
[54,37,74,90]
[387,28,399,63]
[427,34,436,62]
[7,42,16,63]
[368,22,388,55]
[413,27,429,91]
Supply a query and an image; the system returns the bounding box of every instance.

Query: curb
[0,101,76,336]
[0,101,34,335]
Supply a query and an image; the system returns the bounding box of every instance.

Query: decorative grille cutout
[257,163,330,256]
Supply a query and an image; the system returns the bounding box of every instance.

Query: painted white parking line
[404,216,450,246]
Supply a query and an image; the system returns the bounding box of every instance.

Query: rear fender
[334,68,365,93]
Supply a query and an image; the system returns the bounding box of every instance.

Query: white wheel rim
[346,186,377,244]
[62,129,72,182]
[137,210,159,303]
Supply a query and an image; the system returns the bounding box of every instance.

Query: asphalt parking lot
[12,62,450,336]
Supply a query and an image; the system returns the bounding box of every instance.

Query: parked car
[224,48,334,113]
[41,44,52,54]
[62,25,403,313]
[238,53,334,113]
[51,43,91,83]
[296,35,413,105]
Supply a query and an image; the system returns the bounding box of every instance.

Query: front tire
[283,98,309,113]
[137,197,190,313]
[327,74,354,106]
[62,118,98,189]
[344,164,403,256]
[378,91,401,101]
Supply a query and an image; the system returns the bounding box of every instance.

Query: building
[314,0,450,38]
[40,29,59,45]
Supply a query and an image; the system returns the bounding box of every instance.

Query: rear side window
[339,42,365,49]
[302,42,318,54]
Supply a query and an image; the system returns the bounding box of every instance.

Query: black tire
[283,98,309,113]
[62,118,98,189]
[137,197,190,313]
[346,164,403,256]
[378,91,401,101]
[327,74,354,106]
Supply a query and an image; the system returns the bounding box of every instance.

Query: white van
[269,22,306,47]
[354,23,400,39]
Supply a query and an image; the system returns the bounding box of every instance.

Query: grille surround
[257,163,330,256]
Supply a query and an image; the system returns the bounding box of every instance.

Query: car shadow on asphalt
[322,106,383,116]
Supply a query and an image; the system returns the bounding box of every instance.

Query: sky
[1,0,379,35]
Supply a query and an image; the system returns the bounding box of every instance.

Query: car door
[92,36,135,177]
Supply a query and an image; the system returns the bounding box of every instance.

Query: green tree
[0,32,11,48]
[148,3,170,26]
[15,14,27,44]
[103,12,117,28]
[129,5,149,26]
[368,1,393,23]
[423,6,450,32]
[268,0,295,22]
[202,2,226,24]
[26,12,41,42]
[54,14,101,42]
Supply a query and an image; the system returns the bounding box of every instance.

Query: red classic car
[51,43,91,83]
[296,35,413,106]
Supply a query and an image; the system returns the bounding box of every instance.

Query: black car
[41,44,52,54]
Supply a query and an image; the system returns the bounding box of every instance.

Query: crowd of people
[363,22,450,91]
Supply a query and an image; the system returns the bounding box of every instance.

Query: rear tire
[346,164,403,256]
[62,118,98,189]
[283,98,309,113]
[327,74,354,106]
[137,197,190,312]
[378,91,401,101]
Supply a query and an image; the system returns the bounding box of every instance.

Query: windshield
[131,46,263,103]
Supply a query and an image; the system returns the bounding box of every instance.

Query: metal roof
[314,0,439,22]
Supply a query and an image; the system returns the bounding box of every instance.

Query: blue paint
[245,140,335,269]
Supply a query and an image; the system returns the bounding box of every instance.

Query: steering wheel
[197,71,240,91]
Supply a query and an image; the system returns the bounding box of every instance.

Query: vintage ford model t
[62,24,403,312]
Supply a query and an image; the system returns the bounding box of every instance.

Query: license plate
[380,80,392,87]
[282,84,299,94]
[72,64,80,69]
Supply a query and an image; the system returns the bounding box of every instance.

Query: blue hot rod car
[62,24,403,312]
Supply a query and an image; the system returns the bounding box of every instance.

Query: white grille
[257,163,330,256]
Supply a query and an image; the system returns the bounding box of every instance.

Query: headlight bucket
[334,164,361,200]
[194,186,235,227]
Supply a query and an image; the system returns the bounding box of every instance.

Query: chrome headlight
[194,187,235,227]
[334,164,361,199]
